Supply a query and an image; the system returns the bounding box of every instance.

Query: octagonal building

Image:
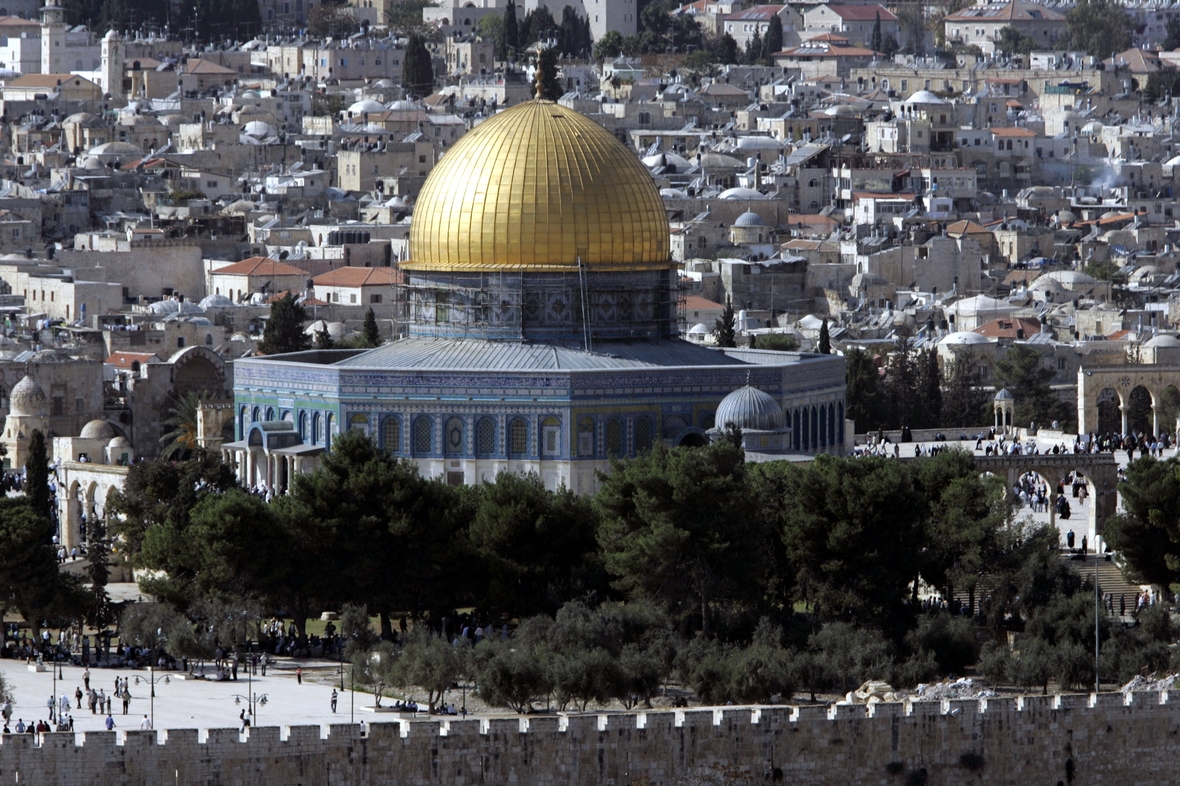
[227,98,846,494]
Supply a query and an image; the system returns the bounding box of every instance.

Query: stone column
[1120,405,1128,436]
[1152,402,1159,437]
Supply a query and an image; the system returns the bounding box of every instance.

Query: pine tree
[504,0,520,56]
[744,28,764,65]
[362,308,381,347]
[817,319,831,354]
[871,11,883,53]
[86,521,112,628]
[259,293,311,355]
[403,33,435,98]
[715,297,737,348]
[537,47,561,99]
[25,429,51,522]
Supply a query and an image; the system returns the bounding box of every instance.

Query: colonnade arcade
[1077,365,1180,437]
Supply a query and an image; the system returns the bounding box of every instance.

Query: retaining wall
[3,692,1179,785]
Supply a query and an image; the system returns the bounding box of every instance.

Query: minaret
[40,0,66,75]
[101,29,124,100]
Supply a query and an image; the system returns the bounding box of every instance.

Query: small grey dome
[734,210,766,227]
[1144,334,1180,348]
[80,419,115,440]
[994,388,1014,401]
[715,384,785,431]
[9,375,46,416]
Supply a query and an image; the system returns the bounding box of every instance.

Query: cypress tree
[765,15,783,61]
[504,0,520,55]
[715,297,737,348]
[25,429,50,522]
[818,319,831,354]
[871,11,882,52]
[403,33,435,98]
[362,308,381,347]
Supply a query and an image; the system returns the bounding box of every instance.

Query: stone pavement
[0,656,413,732]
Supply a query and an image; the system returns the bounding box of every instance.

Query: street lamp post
[135,667,169,729]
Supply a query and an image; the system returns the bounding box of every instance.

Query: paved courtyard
[0,655,419,733]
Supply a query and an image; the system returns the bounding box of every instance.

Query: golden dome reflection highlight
[404,100,671,273]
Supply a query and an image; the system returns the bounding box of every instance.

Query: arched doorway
[1128,385,1152,435]
[1096,388,1120,434]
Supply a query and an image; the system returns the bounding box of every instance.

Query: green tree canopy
[1102,456,1180,587]
[362,308,381,347]
[596,441,771,635]
[993,345,1071,429]
[469,472,602,616]
[259,293,310,356]
[1067,0,1133,57]
[0,498,60,636]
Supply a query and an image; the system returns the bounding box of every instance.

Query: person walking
[139,715,151,730]
[296,667,303,685]
[105,714,115,731]
[331,689,338,713]
[83,669,90,691]
[74,686,82,709]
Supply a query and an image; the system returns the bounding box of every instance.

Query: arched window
[801,408,809,450]
[444,417,464,456]
[299,412,308,442]
[818,406,827,447]
[828,402,836,447]
[606,418,623,457]
[312,412,322,446]
[793,410,800,451]
[240,406,248,440]
[541,416,561,457]
[326,413,336,450]
[265,406,275,422]
[810,406,818,449]
[577,416,595,457]
[205,334,213,345]
[837,402,845,445]
[509,418,528,458]
[476,417,496,457]
[384,417,401,454]
[413,416,433,456]
[635,418,653,453]
[252,406,261,423]
[349,413,369,436]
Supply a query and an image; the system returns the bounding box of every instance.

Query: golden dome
[405,100,670,273]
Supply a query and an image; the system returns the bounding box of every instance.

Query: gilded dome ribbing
[405,100,670,273]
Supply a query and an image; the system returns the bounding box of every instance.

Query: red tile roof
[213,257,309,277]
[106,351,158,369]
[311,266,403,287]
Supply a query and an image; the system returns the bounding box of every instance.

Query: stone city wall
[2,692,1179,785]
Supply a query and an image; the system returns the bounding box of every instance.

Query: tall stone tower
[101,29,123,100]
[40,0,66,75]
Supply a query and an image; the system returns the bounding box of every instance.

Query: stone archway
[1078,364,1180,436]
[1096,388,1120,434]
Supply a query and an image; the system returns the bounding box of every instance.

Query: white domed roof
[9,375,46,416]
[994,388,1014,401]
[147,299,180,315]
[1028,276,1066,292]
[108,436,129,447]
[88,141,143,157]
[715,384,785,431]
[718,187,768,200]
[242,120,273,138]
[737,136,783,150]
[199,293,235,308]
[80,419,115,439]
[389,99,416,110]
[688,322,710,334]
[1144,334,1180,348]
[904,89,947,104]
[348,99,386,115]
[939,331,989,346]
[1044,270,1098,285]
